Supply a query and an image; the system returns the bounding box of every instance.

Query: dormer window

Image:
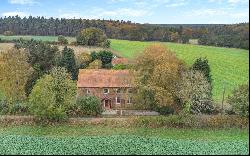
[104,88,109,94]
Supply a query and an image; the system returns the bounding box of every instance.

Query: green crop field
[0,125,248,155]
[0,35,249,101]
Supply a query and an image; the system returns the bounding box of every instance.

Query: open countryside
[0,0,249,155]
[1,35,249,101]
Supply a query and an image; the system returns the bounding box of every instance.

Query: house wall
[77,87,133,109]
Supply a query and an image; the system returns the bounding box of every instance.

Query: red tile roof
[77,69,133,88]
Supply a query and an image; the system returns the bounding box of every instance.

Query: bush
[0,99,8,115]
[72,96,103,117]
[227,83,249,117]
[102,40,111,48]
[156,106,175,115]
[58,35,68,45]
[29,67,76,122]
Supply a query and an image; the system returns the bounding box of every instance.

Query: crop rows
[0,135,248,155]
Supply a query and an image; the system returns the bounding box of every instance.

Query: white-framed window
[127,97,132,104]
[86,89,90,94]
[116,88,121,94]
[103,88,109,94]
[116,97,121,104]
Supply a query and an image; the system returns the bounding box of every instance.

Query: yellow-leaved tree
[133,44,185,113]
[0,48,33,109]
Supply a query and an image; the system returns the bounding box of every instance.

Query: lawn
[0,125,248,155]
[0,35,249,101]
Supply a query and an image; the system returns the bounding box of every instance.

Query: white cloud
[8,0,37,5]
[2,11,29,17]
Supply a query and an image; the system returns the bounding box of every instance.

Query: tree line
[0,16,248,49]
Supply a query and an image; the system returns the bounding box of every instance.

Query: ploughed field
[0,35,249,102]
[0,125,248,155]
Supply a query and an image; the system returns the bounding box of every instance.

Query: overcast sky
[0,0,249,24]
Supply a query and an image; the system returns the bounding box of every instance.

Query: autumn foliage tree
[134,44,184,113]
[76,28,110,48]
[0,48,32,110]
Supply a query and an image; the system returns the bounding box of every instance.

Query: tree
[192,58,213,97]
[0,48,32,110]
[29,67,76,122]
[98,50,113,69]
[134,44,184,113]
[178,70,214,114]
[59,46,77,80]
[227,83,249,117]
[16,39,59,73]
[76,28,110,47]
[77,53,92,69]
[58,35,68,45]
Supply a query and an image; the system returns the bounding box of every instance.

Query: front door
[104,99,111,109]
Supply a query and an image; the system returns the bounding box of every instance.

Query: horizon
[0,0,249,24]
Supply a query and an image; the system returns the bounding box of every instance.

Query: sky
[0,0,249,24]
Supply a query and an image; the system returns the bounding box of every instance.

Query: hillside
[110,39,249,102]
[0,35,249,102]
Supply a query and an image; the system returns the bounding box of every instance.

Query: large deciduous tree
[0,48,33,105]
[29,67,76,122]
[76,28,110,48]
[134,44,184,113]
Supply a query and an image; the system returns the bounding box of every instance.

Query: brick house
[77,69,134,109]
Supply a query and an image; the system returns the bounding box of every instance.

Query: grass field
[0,35,249,101]
[0,125,248,155]
[0,35,76,42]
[110,39,249,102]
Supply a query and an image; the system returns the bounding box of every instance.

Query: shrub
[0,99,8,115]
[156,106,175,115]
[29,67,76,122]
[72,96,103,117]
[227,83,249,117]
[58,35,68,45]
